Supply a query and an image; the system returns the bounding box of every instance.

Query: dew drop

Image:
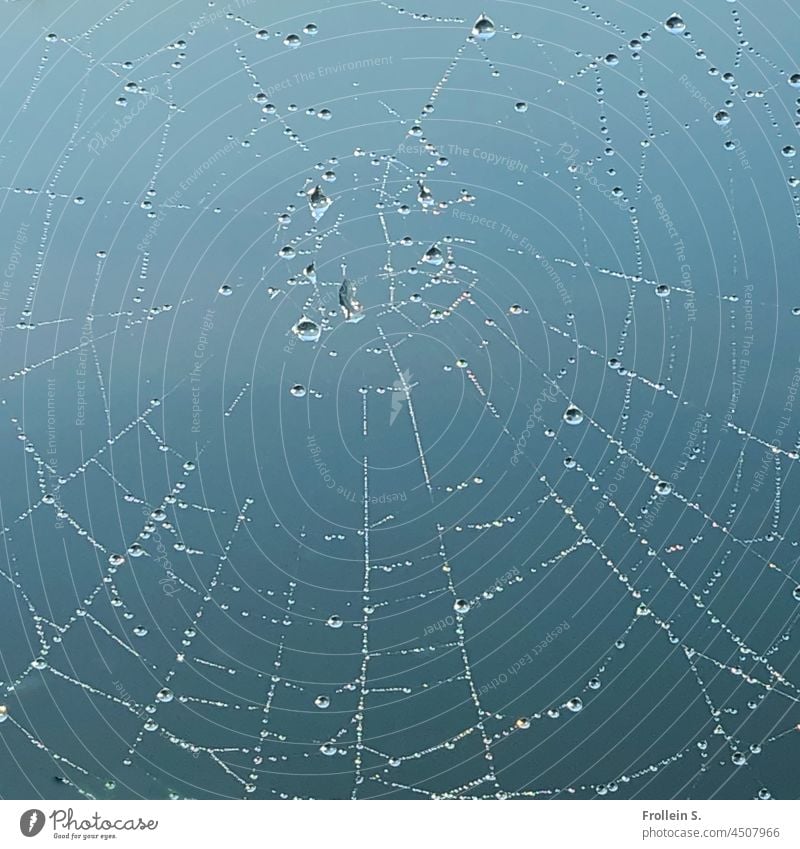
[292,316,321,343]
[664,14,686,34]
[472,13,496,41]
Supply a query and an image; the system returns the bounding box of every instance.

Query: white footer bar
[1,800,797,848]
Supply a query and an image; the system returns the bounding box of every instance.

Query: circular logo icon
[19,810,46,837]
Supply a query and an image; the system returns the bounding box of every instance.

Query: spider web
[0,0,799,801]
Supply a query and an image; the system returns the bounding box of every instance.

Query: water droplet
[563,406,584,426]
[472,13,496,40]
[422,244,443,265]
[290,384,307,398]
[664,14,686,34]
[292,316,321,343]
[308,185,332,221]
[417,180,434,207]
